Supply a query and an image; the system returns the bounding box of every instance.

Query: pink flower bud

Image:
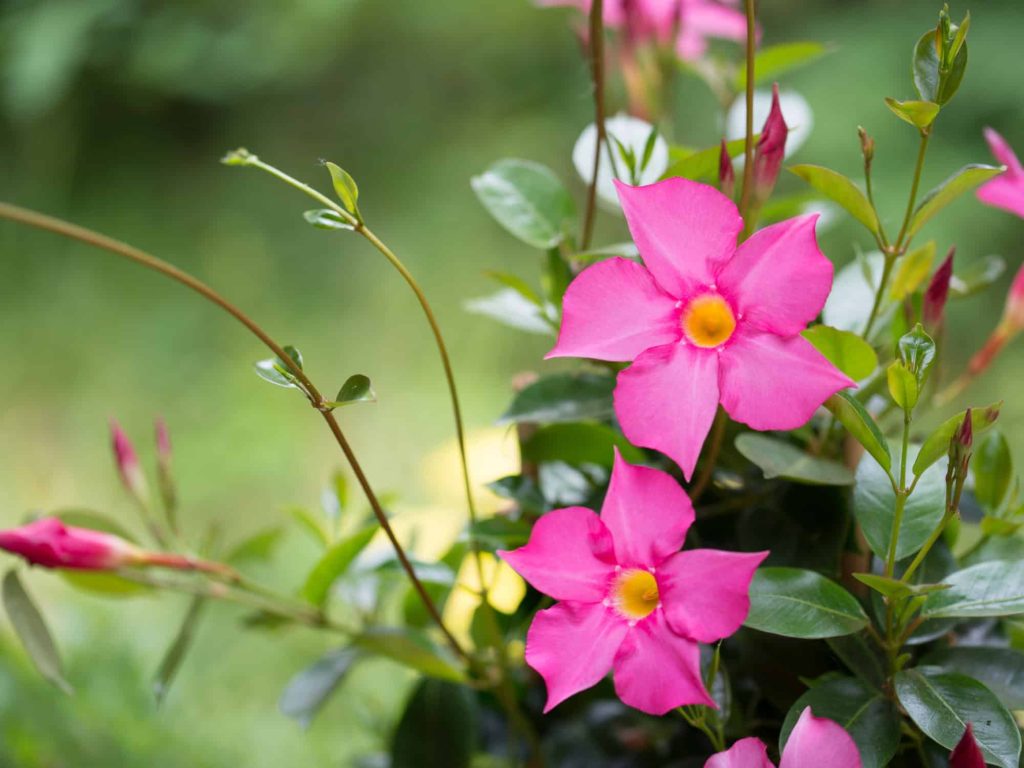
[923,248,955,330]
[154,417,177,513]
[1002,261,1024,331]
[950,724,985,768]
[111,420,149,503]
[0,518,144,571]
[155,417,172,464]
[752,83,788,201]
[719,139,735,199]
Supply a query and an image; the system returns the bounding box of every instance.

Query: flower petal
[547,258,682,362]
[977,175,1024,220]
[614,341,720,480]
[719,330,853,431]
[612,609,712,714]
[984,127,1023,175]
[780,708,862,768]
[660,549,768,643]
[705,738,776,768]
[601,449,694,568]
[526,601,628,712]
[499,507,615,602]
[614,178,742,299]
[717,215,833,337]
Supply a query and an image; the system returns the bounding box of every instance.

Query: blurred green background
[1,0,1022,764]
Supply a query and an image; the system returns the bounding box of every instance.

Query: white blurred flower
[573,114,670,210]
[726,89,813,162]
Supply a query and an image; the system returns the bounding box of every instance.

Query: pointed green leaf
[498,372,615,425]
[922,560,1024,618]
[890,241,936,300]
[324,162,360,218]
[255,345,304,389]
[789,164,880,234]
[303,209,354,231]
[744,567,868,639]
[974,430,1013,510]
[664,136,752,182]
[802,325,878,381]
[825,392,891,472]
[736,41,830,88]
[471,159,575,249]
[884,98,940,129]
[153,595,204,705]
[352,627,466,683]
[906,164,1005,239]
[225,528,284,566]
[913,403,1001,476]
[887,362,919,411]
[2,570,72,694]
[735,434,854,486]
[301,526,377,607]
[279,646,362,728]
[325,374,376,408]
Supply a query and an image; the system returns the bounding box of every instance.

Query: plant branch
[580,0,607,251]
[737,0,757,219]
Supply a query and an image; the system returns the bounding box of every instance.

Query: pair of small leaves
[254,346,375,408]
[887,324,936,412]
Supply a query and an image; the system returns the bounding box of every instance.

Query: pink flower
[498,450,767,715]
[752,84,788,202]
[976,128,1024,218]
[111,419,149,503]
[548,178,854,478]
[705,707,861,768]
[950,724,984,768]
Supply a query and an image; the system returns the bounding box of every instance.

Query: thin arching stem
[0,201,468,664]
[580,0,607,251]
[737,0,757,219]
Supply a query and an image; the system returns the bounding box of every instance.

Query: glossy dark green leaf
[279,646,361,728]
[498,372,615,425]
[254,345,304,389]
[2,570,72,694]
[922,560,1024,618]
[325,374,376,408]
[352,627,466,683]
[780,676,900,768]
[153,595,204,705]
[974,431,1013,511]
[324,162,360,218]
[895,668,1020,768]
[736,41,830,88]
[827,633,887,688]
[391,678,477,768]
[907,165,1004,239]
[884,98,940,129]
[789,164,879,234]
[471,159,575,249]
[950,255,1006,298]
[922,646,1024,710]
[300,526,377,606]
[521,423,644,467]
[744,567,868,639]
[303,209,354,231]
[735,434,854,486]
[855,443,945,561]
[825,393,891,472]
[913,404,1001,476]
[802,325,878,381]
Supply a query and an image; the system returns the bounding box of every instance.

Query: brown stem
[580,0,607,251]
[737,0,757,220]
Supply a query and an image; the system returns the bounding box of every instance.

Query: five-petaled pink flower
[705,707,862,768]
[548,178,854,479]
[498,450,767,715]
[977,128,1024,219]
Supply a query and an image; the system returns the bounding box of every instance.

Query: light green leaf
[471,159,575,249]
[884,98,940,129]
[913,403,1001,476]
[255,345,304,389]
[303,209,354,231]
[153,596,204,705]
[325,374,376,408]
[789,164,879,234]
[825,393,891,472]
[887,362,919,411]
[464,289,556,336]
[664,137,751,182]
[324,162,360,218]
[906,164,1005,239]
[736,42,830,88]
[890,241,936,300]
[735,434,854,486]
[802,325,878,381]
[2,570,72,694]
[301,526,377,607]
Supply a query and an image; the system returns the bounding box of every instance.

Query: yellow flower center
[682,293,736,348]
[613,569,660,620]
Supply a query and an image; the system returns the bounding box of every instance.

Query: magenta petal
[660,549,767,643]
[719,330,853,431]
[614,342,720,480]
[950,724,985,768]
[499,507,615,602]
[717,215,833,337]
[977,175,1024,219]
[614,178,742,299]
[612,610,713,715]
[984,127,1023,174]
[526,601,628,712]
[547,258,682,362]
[685,1,748,41]
[601,449,694,568]
[780,708,862,768]
[705,738,776,768]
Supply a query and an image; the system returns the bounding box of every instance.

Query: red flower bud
[950,724,985,768]
[111,420,149,504]
[1002,261,1024,331]
[923,248,955,330]
[0,518,144,571]
[719,139,735,199]
[752,83,788,201]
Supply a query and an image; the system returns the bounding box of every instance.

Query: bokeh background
[1,0,1022,764]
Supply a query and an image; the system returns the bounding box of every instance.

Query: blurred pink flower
[0,518,143,571]
[977,128,1024,218]
[705,708,861,768]
[949,725,984,768]
[111,419,149,503]
[752,84,788,202]
[548,178,853,478]
[499,450,766,715]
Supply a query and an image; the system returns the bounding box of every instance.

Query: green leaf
[825,393,891,472]
[290,507,329,548]
[153,596,204,705]
[300,526,377,607]
[780,677,900,768]
[922,559,1024,618]
[391,678,477,768]
[483,270,543,307]
[855,442,946,561]
[951,255,1006,298]
[912,26,968,106]
[906,165,1005,239]
[884,98,940,129]
[736,41,830,88]
[325,374,376,408]
[324,162,360,218]
[922,646,1024,711]
[225,528,283,566]
[890,241,937,301]
[664,137,751,182]
[735,434,854,486]
[802,325,878,381]
[303,209,354,231]
[974,431,1013,510]
[853,573,915,599]
[572,242,641,263]
[254,345,304,389]
[887,362,919,411]
[471,159,575,249]
[895,668,1020,768]
[744,567,868,639]
[789,164,880,234]
[352,627,466,683]
[499,372,615,425]
[827,633,888,688]
[279,646,361,728]
[2,570,72,694]
[913,403,1002,476]
[520,423,644,467]
[464,289,556,336]
[897,324,936,383]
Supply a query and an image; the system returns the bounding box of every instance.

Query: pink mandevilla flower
[499,450,767,715]
[705,707,862,768]
[976,128,1024,219]
[548,178,854,478]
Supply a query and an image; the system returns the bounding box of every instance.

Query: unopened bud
[111,420,149,504]
[0,517,144,571]
[857,126,875,165]
[752,83,788,202]
[950,724,985,768]
[719,139,735,199]
[923,247,954,330]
